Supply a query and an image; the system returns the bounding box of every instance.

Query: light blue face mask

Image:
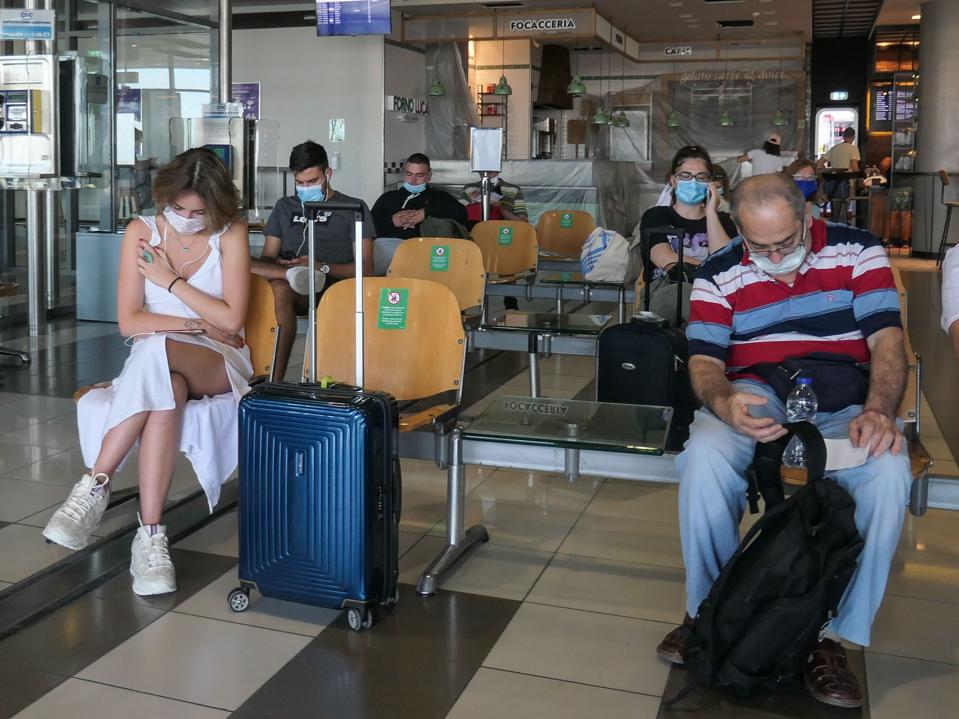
[675,179,709,205]
[296,185,326,203]
[403,181,427,194]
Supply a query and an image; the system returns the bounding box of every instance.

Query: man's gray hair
[730,173,807,226]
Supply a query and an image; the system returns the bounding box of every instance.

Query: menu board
[869,82,916,132]
[869,84,892,131]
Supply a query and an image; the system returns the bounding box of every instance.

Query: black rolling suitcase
[597,226,698,451]
[229,200,400,631]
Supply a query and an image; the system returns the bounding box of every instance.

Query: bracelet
[168,276,182,292]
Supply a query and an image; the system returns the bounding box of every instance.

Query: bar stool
[0,282,31,364]
[936,170,959,267]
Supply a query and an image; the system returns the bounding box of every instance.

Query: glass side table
[416,395,672,596]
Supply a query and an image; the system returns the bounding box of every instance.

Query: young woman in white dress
[43,148,252,596]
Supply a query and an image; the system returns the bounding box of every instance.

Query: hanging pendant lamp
[428,77,445,96]
[718,36,733,127]
[494,25,512,96]
[614,49,630,127]
[592,50,610,125]
[567,74,587,96]
[667,53,681,129]
[771,39,787,127]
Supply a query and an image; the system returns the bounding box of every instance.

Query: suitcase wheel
[347,607,373,631]
[228,587,251,613]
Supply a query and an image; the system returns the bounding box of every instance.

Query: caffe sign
[665,46,693,56]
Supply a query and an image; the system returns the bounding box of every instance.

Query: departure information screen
[316,0,391,37]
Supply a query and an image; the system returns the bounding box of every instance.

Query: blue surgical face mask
[296,184,326,203]
[795,179,818,200]
[675,179,709,205]
[403,181,427,194]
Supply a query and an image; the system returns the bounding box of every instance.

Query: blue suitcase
[229,383,400,629]
[227,199,400,631]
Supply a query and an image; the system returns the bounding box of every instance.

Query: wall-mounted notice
[231,82,260,120]
[0,9,55,40]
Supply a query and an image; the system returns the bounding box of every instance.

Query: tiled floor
[2,267,959,717]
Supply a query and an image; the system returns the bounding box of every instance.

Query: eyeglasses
[675,172,712,182]
[744,223,807,258]
[792,173,816,181]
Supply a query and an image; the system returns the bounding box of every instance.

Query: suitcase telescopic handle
[302,200,366,387]
[302,199,364,217]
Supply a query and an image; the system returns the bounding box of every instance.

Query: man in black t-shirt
[252,140,375,380]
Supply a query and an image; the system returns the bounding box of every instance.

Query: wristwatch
[319,263,330,274]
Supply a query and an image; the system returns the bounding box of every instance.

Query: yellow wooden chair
[535,209,595,259]
[312,277,466,432]
[386,237,486,312]
[470,220,538,281]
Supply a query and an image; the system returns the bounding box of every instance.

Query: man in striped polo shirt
[656,174,911,709]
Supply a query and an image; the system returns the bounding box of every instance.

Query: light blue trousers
[675,380,911,647]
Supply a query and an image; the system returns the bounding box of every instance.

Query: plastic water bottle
[782,378,818,468]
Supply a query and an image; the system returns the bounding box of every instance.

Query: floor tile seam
[521,597,683,627]
[456,493,600,515]
[67,675,234,712]
[168,607,322,639]
[865,646,959,667]
[893,546,959,564]
[475,665,666,699]
[882,590,959,609]
[580,508,681,524]
[864,648,959,669]
[515,478,605,603]
[548,546,685,569]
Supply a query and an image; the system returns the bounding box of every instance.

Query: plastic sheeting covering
[425,43,479,161]
[423,60,804,237]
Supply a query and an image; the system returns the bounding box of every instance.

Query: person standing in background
[736,133,786,176]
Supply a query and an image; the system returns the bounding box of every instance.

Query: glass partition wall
[0,0,219,325]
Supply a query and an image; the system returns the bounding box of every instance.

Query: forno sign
[385,95,428,115]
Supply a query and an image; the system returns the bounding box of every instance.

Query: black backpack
[680,421,864,697]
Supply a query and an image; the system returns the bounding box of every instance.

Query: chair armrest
[399,403,459,432]
[73,381,112,402]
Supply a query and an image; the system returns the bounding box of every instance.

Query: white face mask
[163,206,206,235]
[751,242,807,275]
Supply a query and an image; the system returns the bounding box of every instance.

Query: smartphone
[154,328,207,336]
[278,250,296,261]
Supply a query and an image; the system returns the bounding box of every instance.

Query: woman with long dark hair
[43,148,252,596]
[638,145,737,322]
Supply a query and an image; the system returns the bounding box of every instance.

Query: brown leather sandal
[656,614,695,665]
[804,638,863,709]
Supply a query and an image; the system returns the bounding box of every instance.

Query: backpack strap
[782,421,827,481]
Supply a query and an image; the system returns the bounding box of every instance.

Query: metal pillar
[218,0,232,104]
[24,0,50,335]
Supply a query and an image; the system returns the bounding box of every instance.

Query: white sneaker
[130,523,177,596]
[42,473,110,550]
[286,266,327,295]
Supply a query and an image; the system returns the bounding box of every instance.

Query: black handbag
[740,352,869,413]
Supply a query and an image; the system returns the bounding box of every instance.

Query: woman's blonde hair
[152,147,242,232]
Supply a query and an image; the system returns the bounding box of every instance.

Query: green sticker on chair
[560,212,574,228]
[377,288,409,330]
[430,245,450,271]
[498,226,513,245]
